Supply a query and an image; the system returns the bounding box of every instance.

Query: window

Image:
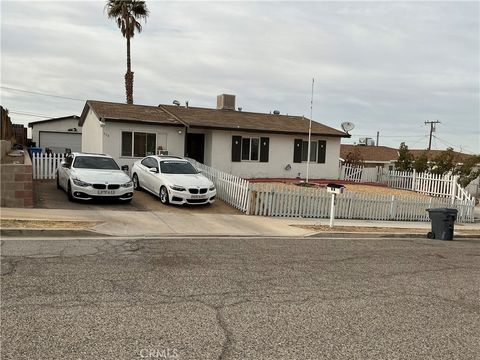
[241,137,260,161]
[294,139,326,163]
[160,161,198,174]
[301,141,317,162]
[232,136,269,162]
[141,157,158,169]
[73,156,120,170]
[121,131,156,157]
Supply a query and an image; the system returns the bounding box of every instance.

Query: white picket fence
[382,169,475,203]
[339,165,380,183]
[248,183,475,223]
[187,158,250,212]
[31,153,65,180]
[340,165,476,204]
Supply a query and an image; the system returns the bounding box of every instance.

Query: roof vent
[273,110,280,115]
[172,100,180,106]
[238,107,242,112]
[217,94,236,110]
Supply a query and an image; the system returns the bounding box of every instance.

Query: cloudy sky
[1,0,479,153]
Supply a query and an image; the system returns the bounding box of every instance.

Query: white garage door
[39,131,82,153]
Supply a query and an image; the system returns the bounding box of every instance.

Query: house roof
[340,144,476,164]
[79,100,348,137]
[28,115,79,128]
[340,145,398,162]
[80,101,183,127]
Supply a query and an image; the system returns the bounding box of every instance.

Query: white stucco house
[79,94,349,179]
[29,115,82,153]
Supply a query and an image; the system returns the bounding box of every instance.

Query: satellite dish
[341,122,355,133]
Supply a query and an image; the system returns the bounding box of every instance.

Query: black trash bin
[426,208,458,240]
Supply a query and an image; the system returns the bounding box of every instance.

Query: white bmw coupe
[56,152,133,202]
[131,155,216,205]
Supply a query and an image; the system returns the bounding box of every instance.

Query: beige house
[79,94,349,179]
[29,115,81,153]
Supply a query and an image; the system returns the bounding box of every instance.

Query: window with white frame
[241,137,260,161]
[121,131,156,157]
[301,140,317,162]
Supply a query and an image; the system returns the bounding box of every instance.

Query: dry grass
[0,219,98,229]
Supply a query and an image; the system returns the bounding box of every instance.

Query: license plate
[191,195,206,199]
[98,190,115,195]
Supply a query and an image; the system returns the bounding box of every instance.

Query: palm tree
[106,0,149,104]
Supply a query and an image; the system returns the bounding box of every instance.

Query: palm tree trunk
[125,35,134,104]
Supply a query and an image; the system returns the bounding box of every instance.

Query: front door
[186,133,205,163]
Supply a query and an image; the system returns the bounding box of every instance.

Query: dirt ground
[0,219,96,229]
[256,182,429,198]
[33,180,241,214]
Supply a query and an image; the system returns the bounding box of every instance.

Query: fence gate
[31,153,65,180]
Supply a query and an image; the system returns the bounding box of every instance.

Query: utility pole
[376,131,379,146]
[425,120,440,150]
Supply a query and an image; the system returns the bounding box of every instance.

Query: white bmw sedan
[131,155,216,205]
[56,152,133,202]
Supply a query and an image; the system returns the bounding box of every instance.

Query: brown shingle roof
[79,100,183,126]
[80,100,348,137]
[160,105,347,136]
[340,145,398,162]
[341,145,476,164]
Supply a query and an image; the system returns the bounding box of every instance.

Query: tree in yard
[430,147,455,175]
[344,147,364,167]
[413,151,429,173]
[106,0,149,104]
[453,155,480,188]
[395,142,414,171]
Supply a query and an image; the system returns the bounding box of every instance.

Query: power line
[1,86,85,102]
[432,135,477,154]
[8,110,55,119]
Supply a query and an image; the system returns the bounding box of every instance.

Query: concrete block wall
[1,154,33,208]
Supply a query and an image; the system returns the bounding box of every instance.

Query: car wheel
[56,173,61,190]
[67,181,75,202]
[427,231,435,239]
[132,173,140,190]
[159,186,169,205]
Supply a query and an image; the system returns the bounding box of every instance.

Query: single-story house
[340,144,475,171]
[29,115,81,153]
[340,145,398,171]
[79,94,349,179]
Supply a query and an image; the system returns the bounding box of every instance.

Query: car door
[58,154,73,189]
[138,157,158,193]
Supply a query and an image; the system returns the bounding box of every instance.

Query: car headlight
[121,181,133,188]
[170,185,186,191]
[209,185,215,191]
[72,178,91,187]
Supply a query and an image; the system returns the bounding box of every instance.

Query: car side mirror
[197,168,203,174]
[149,167,159,173]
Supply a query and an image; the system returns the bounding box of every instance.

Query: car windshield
[160,161,198,174]
[73,156,120,170]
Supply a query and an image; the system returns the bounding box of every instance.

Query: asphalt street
[1,236,479,360]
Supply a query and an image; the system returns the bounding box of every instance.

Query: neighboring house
[29,115,81,153]
[79,94,349,179]
[340,144,476,171]
[340,145,398,171]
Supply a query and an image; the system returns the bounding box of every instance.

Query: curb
[1,228,479,240]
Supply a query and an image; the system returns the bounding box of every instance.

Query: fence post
[411,169,416,191]
[451,175,458,204]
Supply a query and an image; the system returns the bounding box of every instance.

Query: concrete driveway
[33,180,241,214]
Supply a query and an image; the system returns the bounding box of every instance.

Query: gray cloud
[1,0,478,153]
